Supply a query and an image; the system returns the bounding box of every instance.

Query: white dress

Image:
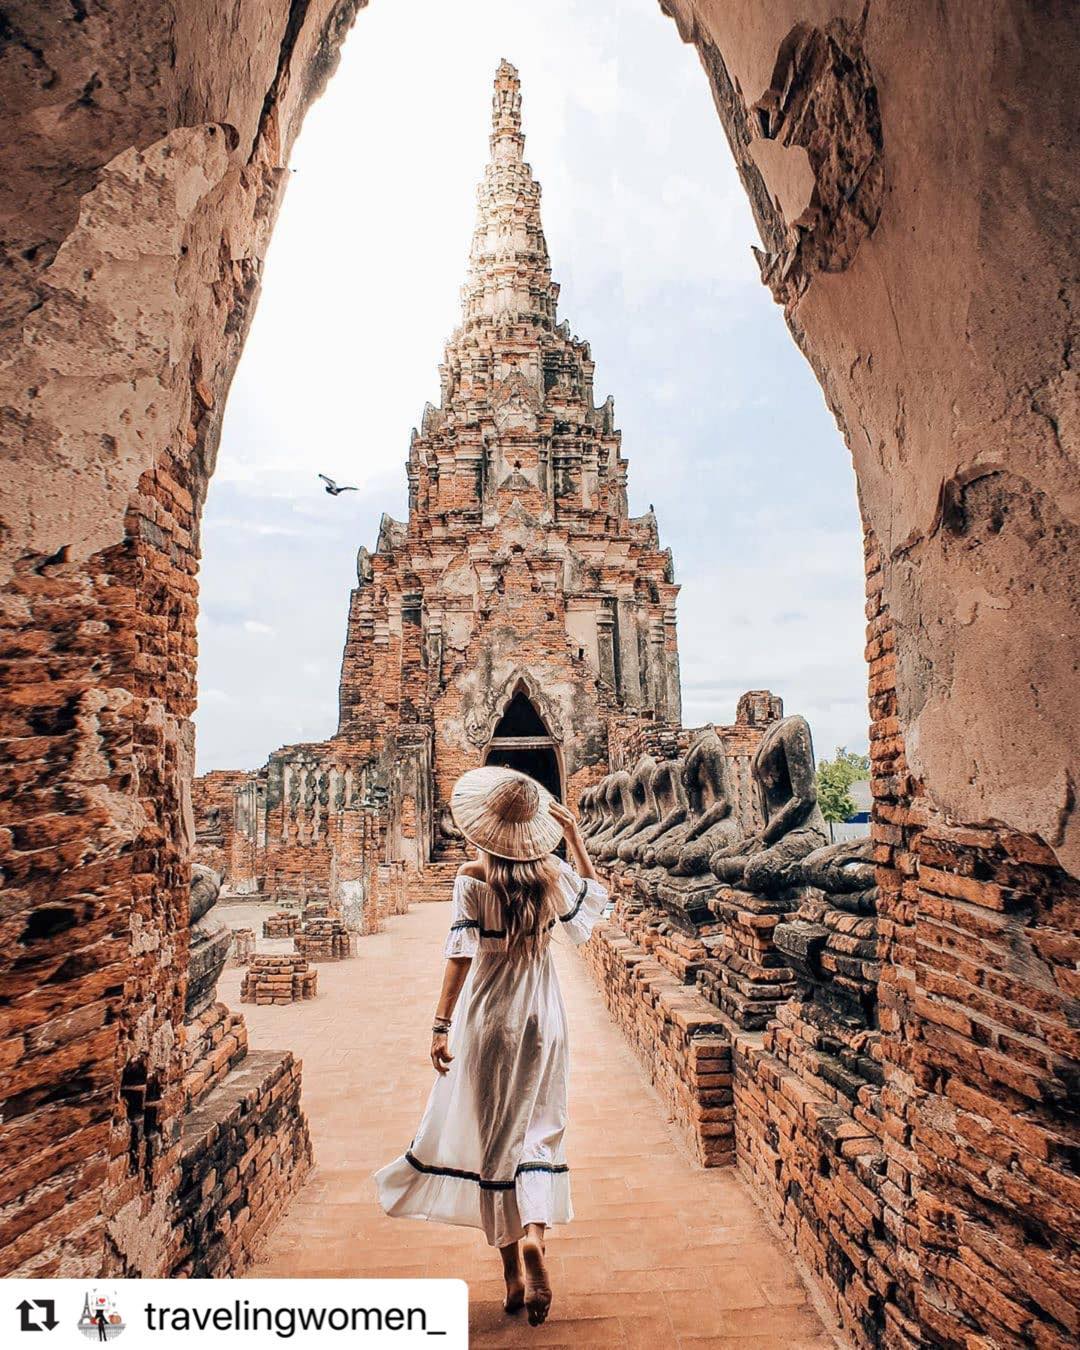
[374,858,608,1248]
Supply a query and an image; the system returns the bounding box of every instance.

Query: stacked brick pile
[240,954,317,1005]
[262,911,298,939]
[694,885,798,1030]
[228,927,255,965]
[294,917,352,962]
[618,903,716,985]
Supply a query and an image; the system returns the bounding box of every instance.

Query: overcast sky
[195,0,868,774]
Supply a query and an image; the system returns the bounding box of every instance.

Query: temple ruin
[1,4,1076,1349]
[193,62,682,923]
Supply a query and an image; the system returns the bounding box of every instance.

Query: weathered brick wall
[1,558,137,1276]
[909,829,1078,1344]
[192,770,247,878]
[408,861,462,905]
[0,0,353,1271]
[0,456,201,1278]
[582,528,1080,1348]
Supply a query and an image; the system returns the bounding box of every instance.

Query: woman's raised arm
[549,799,597,881]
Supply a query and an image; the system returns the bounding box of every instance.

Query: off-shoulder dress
[374,857,608,1248]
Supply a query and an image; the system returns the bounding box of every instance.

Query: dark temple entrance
[483,690,563,801]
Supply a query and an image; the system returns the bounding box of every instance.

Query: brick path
[220,901,837,1348]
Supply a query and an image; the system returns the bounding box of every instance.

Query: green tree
[816,746,871,826]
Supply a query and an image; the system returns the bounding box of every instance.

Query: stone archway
[0,4,1076,1345]
[482,688,564,802]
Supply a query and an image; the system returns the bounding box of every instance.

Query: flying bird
[318,474,358,496]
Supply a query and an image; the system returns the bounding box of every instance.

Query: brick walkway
[220,900,837,1348]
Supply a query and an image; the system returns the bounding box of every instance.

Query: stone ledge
[582,919,734,1166]
[174,1049,312,1277]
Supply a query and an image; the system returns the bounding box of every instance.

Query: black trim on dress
[449,875,589,941]
[405,1149,569,1191]
[559,878,589,924]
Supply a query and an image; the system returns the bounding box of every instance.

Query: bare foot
[522,1237,552,1326]
[503,1269,525,1315]
[499,1241,524,1314]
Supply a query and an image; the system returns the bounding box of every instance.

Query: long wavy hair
[483,852,559,962]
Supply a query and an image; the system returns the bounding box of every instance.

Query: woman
[374,766,608,1326]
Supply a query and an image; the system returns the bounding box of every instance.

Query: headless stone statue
[198,805,224,842]
[710,714,827,895]
[583,776,613,855]
[588,770,633,859]
[187,864,230,1021]
[438,804,464,844]
[616,755,663,861]
[601,755,656,861]
[578,783,606,840]
[793,836,876,906]
[656,727,742,876]
[636,758,690,866]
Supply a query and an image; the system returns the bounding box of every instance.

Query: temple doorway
[482,690,563,801]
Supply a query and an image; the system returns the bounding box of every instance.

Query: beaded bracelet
[432,1017,452,1035]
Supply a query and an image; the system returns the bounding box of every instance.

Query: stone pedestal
[174,1051,312,1277]
[694,885,799,1030]
[183,1001,249,1110]
[657,877,719,933]
[228,927,255,965]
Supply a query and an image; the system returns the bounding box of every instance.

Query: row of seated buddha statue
[581,715,834,893]
[580,713,879,1092]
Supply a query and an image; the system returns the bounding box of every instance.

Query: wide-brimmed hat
[450,766,563,862]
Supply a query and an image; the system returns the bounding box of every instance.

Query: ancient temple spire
[490,58,525,160]
[460,61,559,328]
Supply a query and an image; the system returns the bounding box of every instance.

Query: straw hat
[450,766,563,862]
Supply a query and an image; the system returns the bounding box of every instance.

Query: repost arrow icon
[16,1300,57,1332]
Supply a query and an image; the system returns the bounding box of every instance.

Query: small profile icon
[77,1290,125,1342]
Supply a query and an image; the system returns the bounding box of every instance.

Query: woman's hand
[550,799,598,881]
[431,1032,454,1075]
[549,799,580,843]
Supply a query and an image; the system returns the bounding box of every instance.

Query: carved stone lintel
[463,668,565,747]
